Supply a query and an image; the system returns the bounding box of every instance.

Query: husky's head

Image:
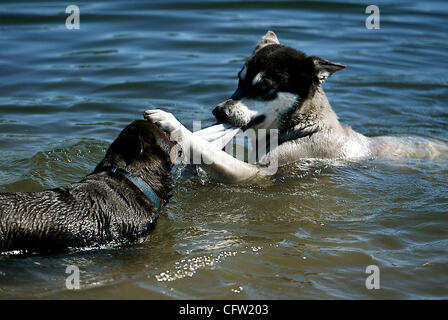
[213,31,346,130]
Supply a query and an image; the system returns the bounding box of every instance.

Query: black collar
[107,167,161,214]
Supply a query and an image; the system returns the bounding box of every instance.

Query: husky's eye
[252,77,277,100]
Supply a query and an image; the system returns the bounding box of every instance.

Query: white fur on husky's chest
[240,92,298,129]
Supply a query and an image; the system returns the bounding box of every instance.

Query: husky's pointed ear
[254,30,280,53]
[310,56,346,84]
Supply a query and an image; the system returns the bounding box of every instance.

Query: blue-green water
[0,0,447,299]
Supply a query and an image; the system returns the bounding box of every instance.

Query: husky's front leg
[143,109,260,183]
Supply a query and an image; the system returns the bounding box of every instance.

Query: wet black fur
[226,44,329,145]
[235,45,320,102]
[0,120,174,254]
[214,43,331,139]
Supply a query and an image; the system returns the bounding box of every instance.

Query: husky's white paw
[143,109,182,133]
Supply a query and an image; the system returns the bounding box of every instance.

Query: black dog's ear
[94,132,142,172]
[106,132,143,165]
[151,130,173,158]
[310,56,346,84]
[254,30,280,53]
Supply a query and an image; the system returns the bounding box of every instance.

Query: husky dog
[145,31,444,183]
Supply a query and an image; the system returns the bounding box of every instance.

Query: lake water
[0,0,447,299]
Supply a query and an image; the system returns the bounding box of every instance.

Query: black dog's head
[95,120,174,191]
[212,31,346,129]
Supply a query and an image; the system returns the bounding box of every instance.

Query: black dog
[0,120,174,253]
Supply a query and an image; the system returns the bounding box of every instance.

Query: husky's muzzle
[212,100,253,127]
[213,87,258,128]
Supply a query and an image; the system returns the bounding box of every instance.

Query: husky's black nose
[212,106,229,124]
